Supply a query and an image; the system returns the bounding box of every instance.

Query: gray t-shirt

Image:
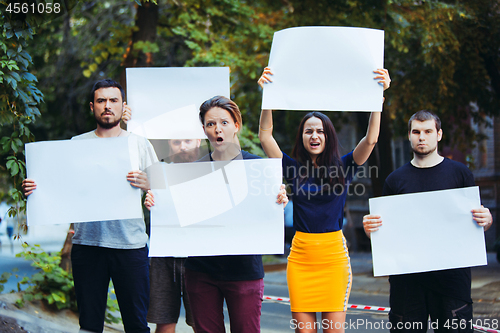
[71,130,158,249]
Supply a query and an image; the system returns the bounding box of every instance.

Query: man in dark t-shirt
[363,110,492,333]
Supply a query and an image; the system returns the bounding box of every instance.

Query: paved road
[172,252,500,332]
[167,272,391,333]
[262,272,391,333]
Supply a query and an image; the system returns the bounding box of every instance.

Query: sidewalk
[470,253,500,317]
[351,252,500,318]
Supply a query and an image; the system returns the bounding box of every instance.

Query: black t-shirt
[185,150,264,281]
[383,158,475,303]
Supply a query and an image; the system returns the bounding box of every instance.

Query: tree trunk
[59,224,74,272]
[120,0,159,91]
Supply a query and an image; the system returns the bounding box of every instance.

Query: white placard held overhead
[149,158,284,257]
[262,26,385,112]
[25,137,143,225]
[369,187,487,277]
[126,67,230,139]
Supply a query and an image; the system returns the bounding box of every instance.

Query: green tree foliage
[255,0,500,188]
[155,0,282,150]
[28,0,136,140]
[16,0,500,176]
[0,2,43,218]
[14,244,76,311]
[27,0,276,149]
[385,0,500,153]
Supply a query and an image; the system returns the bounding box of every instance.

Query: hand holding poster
[261,26,385,112]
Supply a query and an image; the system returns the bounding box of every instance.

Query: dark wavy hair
[90,79,125,103]
[292,112,344,186]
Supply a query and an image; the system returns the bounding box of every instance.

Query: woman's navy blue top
[282,151,359,233]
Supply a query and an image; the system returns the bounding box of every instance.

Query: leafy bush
[106,285,121,324]
[0,271,11,293]
[239,124,265,157]
[15,244,76,311]
[2,244,121,323]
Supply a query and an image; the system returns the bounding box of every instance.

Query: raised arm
[258,67,283,159]
[352,69,390,166]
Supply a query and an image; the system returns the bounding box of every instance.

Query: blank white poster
[25,137,142,225]
[262,26,385,112]
[369,187,487,276]
[126,67,230,139]
[149,158,284,256]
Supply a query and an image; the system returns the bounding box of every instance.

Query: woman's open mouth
[310,142,320,148]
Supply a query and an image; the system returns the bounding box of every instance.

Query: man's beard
[171,147,200,163]
[95,112,120,129]
[412,145,436,157]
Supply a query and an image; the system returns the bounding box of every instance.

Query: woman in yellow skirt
[258,67,390,332]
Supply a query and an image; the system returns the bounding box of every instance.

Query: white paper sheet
[262,26,385,112]
[149,158,284,256]
[25,137,143,225]
[369,187,487,276]
[126,67,230,139]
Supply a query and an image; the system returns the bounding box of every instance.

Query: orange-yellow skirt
[287,230,352,313]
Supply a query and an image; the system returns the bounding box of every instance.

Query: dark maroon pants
[184,268,264,333]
